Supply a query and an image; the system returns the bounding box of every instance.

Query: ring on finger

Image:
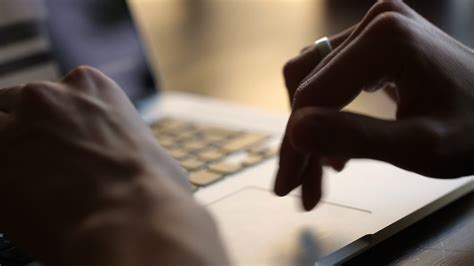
[314,37,333,59]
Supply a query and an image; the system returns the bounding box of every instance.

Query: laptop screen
[44,0,158,104]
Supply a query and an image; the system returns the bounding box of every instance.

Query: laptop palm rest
[207,187,373,265]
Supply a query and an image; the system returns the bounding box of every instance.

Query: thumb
[288,107,445,169]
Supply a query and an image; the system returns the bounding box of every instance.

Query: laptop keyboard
[0,234,34,266]
[152,117,279,189]
[0,117,279,265]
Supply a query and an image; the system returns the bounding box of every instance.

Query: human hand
[275,0,474,211]
[0,66,227,266]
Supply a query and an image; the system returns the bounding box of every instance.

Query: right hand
[275,0,474,210]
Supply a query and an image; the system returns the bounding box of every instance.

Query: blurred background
[128,0,474,117]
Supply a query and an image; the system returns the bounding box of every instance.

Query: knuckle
[283,60,297,80]
[370,11,412,39]
[401,120,459,179]
[414,120,452,163]
[430,136,451,164]
[18,82,60,114]
[425,124,471,179]
[20,82,51,101]
[75,65,95,75]
[372,0,406,14]
[69,65,99,80]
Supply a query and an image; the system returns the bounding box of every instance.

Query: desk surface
[131,1,474,264]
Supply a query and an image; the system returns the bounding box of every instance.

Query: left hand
[0,66,227,266]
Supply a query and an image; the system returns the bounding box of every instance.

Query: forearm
[62,200,228,266]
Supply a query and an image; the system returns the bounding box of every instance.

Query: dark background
[326,0,474,47]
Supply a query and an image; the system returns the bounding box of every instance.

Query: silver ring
[314,37,333,58]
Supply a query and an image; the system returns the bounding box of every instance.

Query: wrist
[60,176,227,266]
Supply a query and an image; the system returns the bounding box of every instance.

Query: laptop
[0,1,472,265]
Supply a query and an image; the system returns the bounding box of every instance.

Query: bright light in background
[130,0,326,113]
[130,0,396,118]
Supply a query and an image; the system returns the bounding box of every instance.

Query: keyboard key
[151,126,167,136]
[201,134,227,144]
[159,118,187,128]
[168,148,190,160]
[242,154,265,167]
[158,136,177,148]
[0,234,12,251]
[0,246,34,264]
[198,126,240,138]
[154,119,190,134]
[174,129,199,142]
[262,147,279,157]
[248,145,279,156]
[181,141,209,153]
[220,133,268,153]
[189,170,224,186]
[180,159,206,171]
[209,162,241,174]
[197,149,226,162]
[247,144,266,154]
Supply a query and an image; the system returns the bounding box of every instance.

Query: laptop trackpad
[207,187,373,266]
